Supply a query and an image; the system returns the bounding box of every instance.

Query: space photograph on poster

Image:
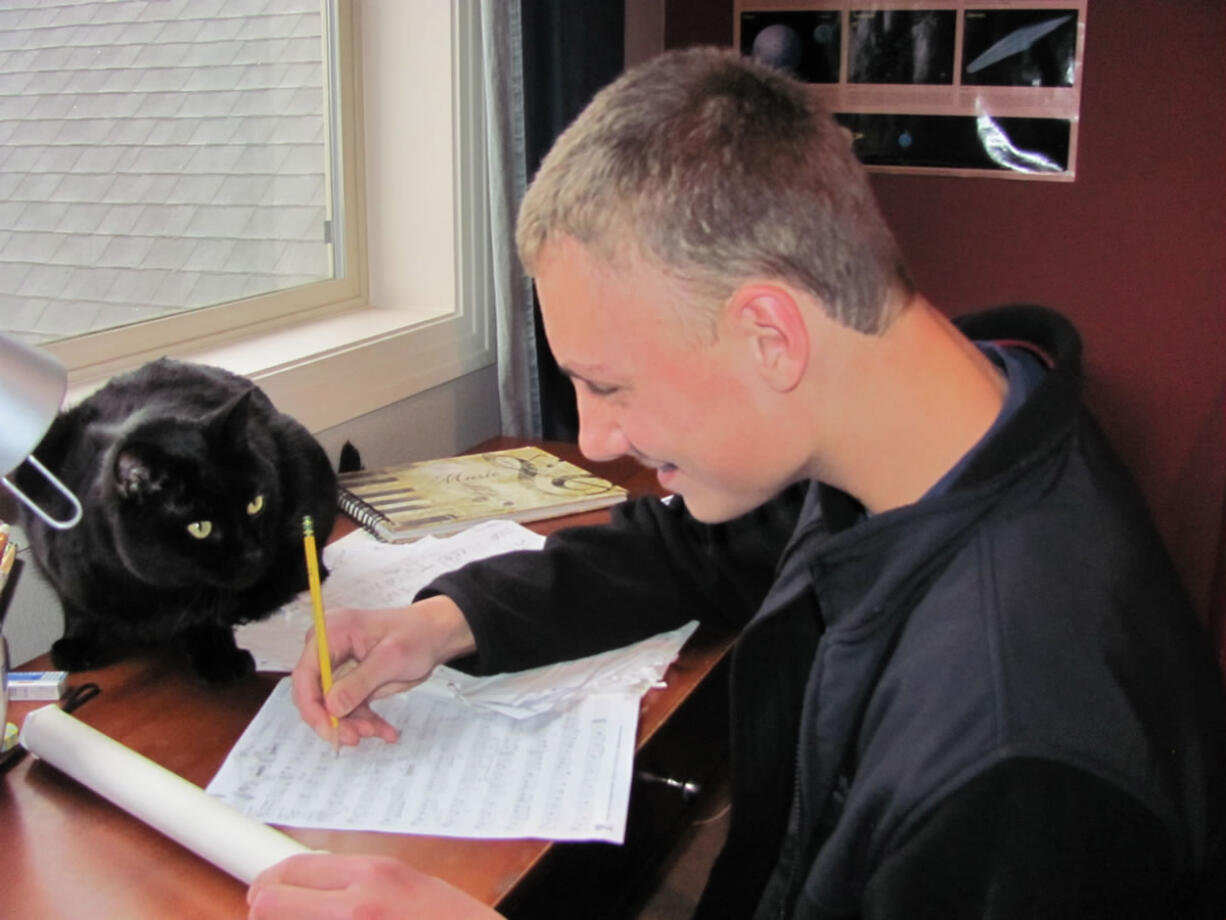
[736,2,1087,179]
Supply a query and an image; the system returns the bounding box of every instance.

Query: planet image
[752,23,803,74]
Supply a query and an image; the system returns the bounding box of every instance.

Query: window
[0,0,495,434]
[0,0,361,359]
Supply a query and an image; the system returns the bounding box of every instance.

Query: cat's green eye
[186,520,213,540]
[247,494,265,516]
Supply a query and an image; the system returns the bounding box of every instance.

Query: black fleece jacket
[424,305,1226,919]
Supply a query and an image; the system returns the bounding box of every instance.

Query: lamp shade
[0,333,82,529]
[0,333,67,476]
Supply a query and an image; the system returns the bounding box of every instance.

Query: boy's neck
[811,296,1007,514]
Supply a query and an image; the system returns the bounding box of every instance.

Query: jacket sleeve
[859,759,1181,920]
[418,484,806,674]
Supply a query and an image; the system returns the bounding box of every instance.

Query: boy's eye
[186,520,213,539]
[247,494,265,516]
[585,381,619,397]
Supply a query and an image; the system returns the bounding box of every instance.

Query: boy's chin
[677,488,766,524]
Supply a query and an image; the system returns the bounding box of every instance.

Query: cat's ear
[113,445,170,503]
[84,418,129,450]
[204,389,254,448]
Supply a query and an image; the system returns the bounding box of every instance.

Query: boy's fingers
[325,640,425,718]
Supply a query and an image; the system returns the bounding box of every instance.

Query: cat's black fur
[16,358,337,683]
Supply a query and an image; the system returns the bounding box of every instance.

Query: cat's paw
[50,635,108,672]
[192,646,256,685]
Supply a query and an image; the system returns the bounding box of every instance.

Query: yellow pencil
[302,516,339,754]
[0,539,15,595]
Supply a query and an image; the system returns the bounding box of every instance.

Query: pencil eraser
[6,671,69,701]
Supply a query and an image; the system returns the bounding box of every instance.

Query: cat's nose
[231,548,267,586]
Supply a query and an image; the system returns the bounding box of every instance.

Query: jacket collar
[781,305,1085,629]
[950,304,1083,493]
[814,304,1084,530]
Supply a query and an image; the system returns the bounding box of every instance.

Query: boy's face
[534,236,801,522]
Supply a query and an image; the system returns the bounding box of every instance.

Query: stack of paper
[235,520,546,672]
[221,520,699,844]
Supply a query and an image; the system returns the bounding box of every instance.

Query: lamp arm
[3,455,83,530]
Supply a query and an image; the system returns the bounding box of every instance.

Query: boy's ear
[725,282,810,392]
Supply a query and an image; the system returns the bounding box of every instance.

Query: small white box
[7,671,68,701]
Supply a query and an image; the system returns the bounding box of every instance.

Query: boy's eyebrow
[558,365,621,393]
[557,364,590,382]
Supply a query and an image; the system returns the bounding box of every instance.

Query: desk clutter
[337,445,628,543]
[20,705,309,883]
[0,523,15,607]
[0,438,727,918]
[233,519,697,843]
[0,523,19,766]
[11,518,697,887]
[211,620,697,844]
[6,669,68,700]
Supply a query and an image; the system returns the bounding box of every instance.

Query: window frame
[52,0,496,436]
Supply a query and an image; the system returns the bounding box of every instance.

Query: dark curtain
[520,0,625,442]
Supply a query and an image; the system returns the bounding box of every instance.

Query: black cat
[16,358,337,683]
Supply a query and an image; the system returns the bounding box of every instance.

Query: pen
[302,516,339,755]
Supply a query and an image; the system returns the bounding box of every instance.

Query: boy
[249,48,1226,919]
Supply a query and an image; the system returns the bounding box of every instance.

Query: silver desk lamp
[1,333,82,530]
[0,332,83,744]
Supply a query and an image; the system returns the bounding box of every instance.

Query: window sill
[64,302,496,434]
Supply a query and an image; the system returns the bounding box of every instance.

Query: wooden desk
[0,439,733,919]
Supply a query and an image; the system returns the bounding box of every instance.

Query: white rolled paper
[20,704,312,883]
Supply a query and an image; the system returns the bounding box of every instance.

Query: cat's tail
[337,441,363,474]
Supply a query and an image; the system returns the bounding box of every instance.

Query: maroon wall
[871,5,1223,516]
[665,2,1226,623]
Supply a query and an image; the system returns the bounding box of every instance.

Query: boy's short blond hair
[516,47,912,335]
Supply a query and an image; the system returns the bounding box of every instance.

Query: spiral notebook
[336,446,629,543]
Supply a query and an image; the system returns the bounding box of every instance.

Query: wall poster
[734,1,1087,180]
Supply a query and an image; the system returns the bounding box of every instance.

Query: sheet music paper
[421,619,697,719]
[213,621,698,843]
[208,680,640,843]
[223,519,700,843]
[235,520,547,672]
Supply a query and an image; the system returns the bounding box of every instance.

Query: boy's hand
[291,594,476,746]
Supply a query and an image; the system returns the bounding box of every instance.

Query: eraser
[7,671,69,701]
